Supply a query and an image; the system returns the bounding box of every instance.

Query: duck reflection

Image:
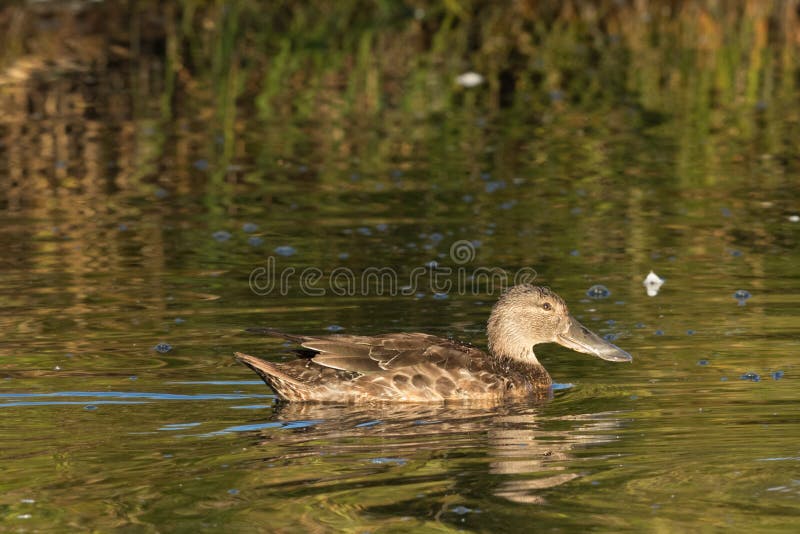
[244,400,623,505]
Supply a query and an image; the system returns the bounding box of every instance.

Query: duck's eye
[542,302,552,311]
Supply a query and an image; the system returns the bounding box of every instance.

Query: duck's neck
[487,314,552,387]
[487,324,540,364]
[490,350,552,387]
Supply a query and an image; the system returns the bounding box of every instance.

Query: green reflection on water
[1,1,800,531]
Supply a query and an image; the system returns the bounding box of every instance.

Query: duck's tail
[233,352,313,401]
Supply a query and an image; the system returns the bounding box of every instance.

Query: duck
[234,285,632,403]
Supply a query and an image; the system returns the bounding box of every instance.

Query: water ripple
[0,390,271,406]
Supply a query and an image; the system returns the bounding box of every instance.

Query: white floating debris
[456,72,484,88]
[789,215,799,223]
[643,271,665,297]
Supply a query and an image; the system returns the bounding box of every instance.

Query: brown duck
[234,285,632,402]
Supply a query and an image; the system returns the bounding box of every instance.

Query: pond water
[1,2,800,532]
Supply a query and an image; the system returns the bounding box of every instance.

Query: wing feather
[291,332,482,374]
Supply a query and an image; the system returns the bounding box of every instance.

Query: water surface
[1,2,800,531]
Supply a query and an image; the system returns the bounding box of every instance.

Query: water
[2,2,800,531]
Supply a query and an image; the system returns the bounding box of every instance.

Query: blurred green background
[2,0,798,195]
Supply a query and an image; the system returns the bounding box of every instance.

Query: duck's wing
[263,331,485,374]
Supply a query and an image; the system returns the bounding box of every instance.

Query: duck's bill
[556,318,633,362]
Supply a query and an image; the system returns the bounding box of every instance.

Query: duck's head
[487,285,632,365]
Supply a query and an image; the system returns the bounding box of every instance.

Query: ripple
[274,245,297,256]
[1,401,148,408]
[586,284,611,299]
[204,419,323,436]
[212,230,232,242]
[0,391,271,405]
[733,290,751,306]
[154,343,172,353]
[159,422,203,431]
[370,457,407,466]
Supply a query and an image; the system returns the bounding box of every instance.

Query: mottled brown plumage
[235,285,632,402]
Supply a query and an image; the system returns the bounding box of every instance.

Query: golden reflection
[0,1,792,398]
